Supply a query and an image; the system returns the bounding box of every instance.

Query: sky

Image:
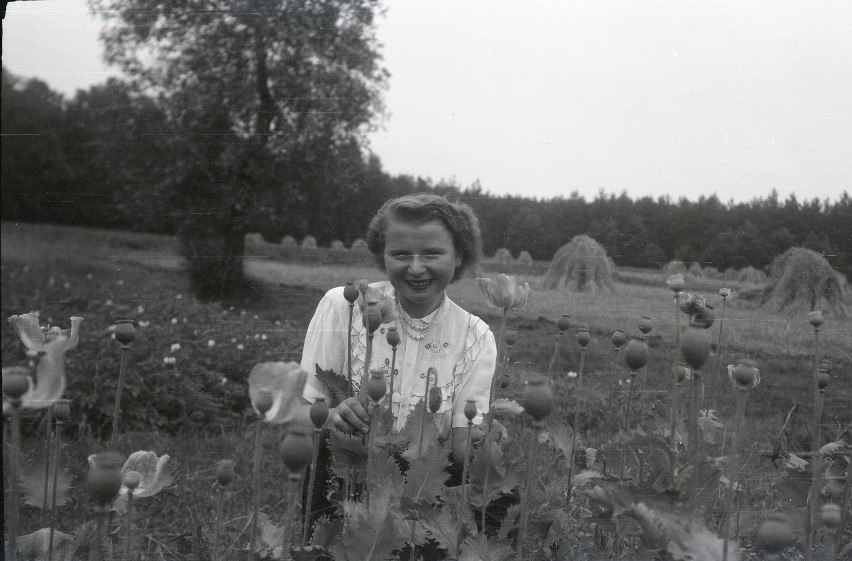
[3,0,851,204]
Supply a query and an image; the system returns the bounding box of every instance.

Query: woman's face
[383,216,461,318]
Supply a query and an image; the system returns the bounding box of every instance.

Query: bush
[177,213,247,300]
[542,235,615,292]
[761,247,847,316]
[738,266,767,285]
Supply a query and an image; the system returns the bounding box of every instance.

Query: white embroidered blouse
[301,281,497,432]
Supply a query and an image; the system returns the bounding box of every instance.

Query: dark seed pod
[215,459,236,486]
[254,391,274,417]
[638,316,653,336]
[309,397,329,428]
[343,281,359,303]
[364,301,383,334]
[2,367,30,400]
[667,274,685,293]
[499,372,510,389]
[623,338,649,372]
[114,319,136,346]
[280,428,313,474]
[122,470,142,491]
[504,328,518,347]
[694,307,715,329]
[576,328,591,348]
[818,370,830,389]
[821,503,841,529]
[754,514,795,553]
[86,452,124,506]
[611,330,626,349]
[556,314,571,333]
[675,363,690,384]
[386,327,401,348]
[681,326,711,370]
[366,370,387,403]
[428,387,442,413]
[732,359,759,388]
[53,399,71,420]
[463,400,478,422]
[522,376,554,421]
[808,310,824,328]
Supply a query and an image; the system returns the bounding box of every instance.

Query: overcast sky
[3,0,850,204]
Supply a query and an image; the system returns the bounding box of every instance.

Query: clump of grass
[761,247,846,316]
[543,235,615,292]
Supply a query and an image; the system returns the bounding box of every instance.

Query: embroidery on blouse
[452,313,487,396]
[424,341,450,354]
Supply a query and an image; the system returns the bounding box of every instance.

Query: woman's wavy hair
[366,193,482,281]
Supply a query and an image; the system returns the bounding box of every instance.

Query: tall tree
[90,0,388,298]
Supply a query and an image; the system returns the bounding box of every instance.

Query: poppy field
[2,222,851,561]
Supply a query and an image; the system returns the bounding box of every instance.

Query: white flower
[237,344,245,350]
[220,377,227,385]
[182,318,187,323]
[105,300,114,306]
[137,305,145,314]
[566,371,578,379]
[109,451,175,514]
[117,279,124,286]
[86,273,93,279]
[170,343,181,352]
[261,334,267,341]
[163,357,175,365]
[240,310,247,316]
[254,334,259,339]
[231,338,237,343]
[254,315,258,319]
[175,294,182,299]
[138,320,150,328]
[275,320,281,326]
[207,340,215,347]
[63,282,71,289]
[171,318,178,324]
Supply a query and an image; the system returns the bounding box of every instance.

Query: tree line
[3,67,850,282]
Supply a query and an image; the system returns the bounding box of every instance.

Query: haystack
[330,240,345,252]
[761,247,846,316]
[492,247,512,265]
[301,236,317,250]
[664,260,688,276]
[280,235,298,251]
[543,235,615,292]
[516,251,534,266]
[738,266,766,285]
[350,238,369,254]
[687,262,705,278]
[703,266,721,278]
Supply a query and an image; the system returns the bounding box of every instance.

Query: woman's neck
[397,292,445,319]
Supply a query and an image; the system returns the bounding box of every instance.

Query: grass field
[2,221,850,559]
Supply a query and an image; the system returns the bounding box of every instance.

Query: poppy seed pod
[280,428,313,474]
[499,372,510,389]
[2,368,30,400]
[366,370,387,403]
[808,310,824,328]
[693,306,715,329]
[576,328,591,348]
[215,459,235,486]
[357,279,369,294]
[754,514,794,553]
[719,287,732,299]
[122,470,142,491]
[681,326,711,370]
[818,370,830,390]
[114,319,136,346]
[254,391,274,417]
[556,314,571,333]
[623,338,649,372]
[343,281,359,303]
[819,359,833,374]
[364,301,383,334]
[821,503,841,529]
[87,452,124,506]
[522,376,554,421]
[611,329,626,349]
[428,386,442,413]
[463,399,477,422]
[53,399,70,420]
[667,274,686,293]
[386,326,401,348]
[309,397,329,428]
[675,363,690,384]
[638,316,653,336]
[731,359,759,388]
[504,328,518,347]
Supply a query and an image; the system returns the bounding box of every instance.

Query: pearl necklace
[395,295,442,341]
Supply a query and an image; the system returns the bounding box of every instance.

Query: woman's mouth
[406,279,432,290]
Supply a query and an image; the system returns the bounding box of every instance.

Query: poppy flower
[107,451,176,514]
[476,274,531,309]
[248,361,308,424]
[8,313,83,354]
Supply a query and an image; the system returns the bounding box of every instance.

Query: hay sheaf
[492,247,513,264]
[738,266,766,285]
[300,236,317,250]
[543,235,615,292]
[687,262,705,278]
[516,250,534,266]
[664,260,687,276]
[761,247,847,316]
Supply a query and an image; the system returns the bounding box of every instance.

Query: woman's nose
[408,255,426,273]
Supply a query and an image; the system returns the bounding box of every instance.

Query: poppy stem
[388,345,398,418]
[248,420,263,561]
[722,388,747,561]
[126,489,134,561]
[811,327,821,452]
[48,418,62,561]
[111,345,130,451]
[457,420,474,549]
[605,347,621,441]
[347,303,355,398]
[566,348,585,508]
[42,404,53,527]
[688,370,702,522]
[671,293,682,453]
[213,484,224,561]
[517,420,543,560]
[7,403,21,561]
[417,369,432,457]
[709,296,729,412]
[303,427,322,546]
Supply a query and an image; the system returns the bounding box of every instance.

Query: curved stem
[688,371,702,522]
[303,428,322,546]
[566,348,586,507]
[7,404,21,561]
[347,304,354,398]
[248,421,263,561]
[709,297,728,411]
[213,485,223,561]
[606,348,620,441]
[485,309,508,436]
[366,403,377,510]
[417,370,432,457]
[458,421,474,547]
[722,388,747,561]
[812,328,821,453]
[111,345,129,451]
[358,334,374,407]
[547,333,561,380]
[388,346,398,418]
[126,490,134,561]
[42,404,53,526]
[517,421,543,560]
[48,419,62,561]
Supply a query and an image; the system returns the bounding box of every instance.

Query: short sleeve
[300,287,348,403]
[451,318,497,428]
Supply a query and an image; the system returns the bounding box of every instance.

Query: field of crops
[2,221,850,560]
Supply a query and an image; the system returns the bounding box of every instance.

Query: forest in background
[3,68,850,278]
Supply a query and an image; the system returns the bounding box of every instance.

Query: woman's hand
[329,397,371,434]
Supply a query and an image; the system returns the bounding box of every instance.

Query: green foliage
[20,465,72,509]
